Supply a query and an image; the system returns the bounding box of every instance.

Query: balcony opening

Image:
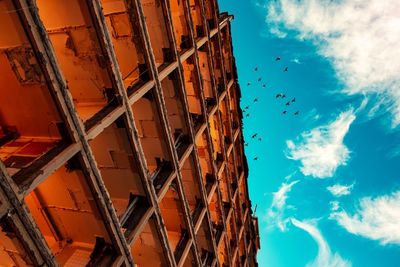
[195,133,214,195]
[209,114,223,167]
[218,169,230,204]
[188,0,205,40]
[36,0,119,124]
[228,85,240,131]
[24,155,117,266]
[203,0,216,30]
[208,190,223,227]
[234,195,243,228]
[234,135,244,176]
[159,179,189,262]
[196,217,214,266]
[221,27,233,81]
[181,153,203,224]
[226,215,236,251]
[219,98,232,146]
[182,56,204,125]
[161,71,191,159]
[101,0,150,91]
[0,214,34,266]
[168,0,192,53]
[227,153,235,174]
[197,47,216,108]
[141,0,174,69]
[239,179,248,214]
[210,36,224,96]
[131,217,168,266]
[0,0,70,180]
[89,115,149,238]
[131,88,173,182]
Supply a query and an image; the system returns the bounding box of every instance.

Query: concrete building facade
[0,0,259,266]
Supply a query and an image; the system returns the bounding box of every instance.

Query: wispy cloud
[286,110,355,178]
[387,144,400,158]
[266,180,299,231]
[331,191,400,245]
[291,218,351,267]
[327,183,354,197]
[291,58,301,64]
[266,0,400,128]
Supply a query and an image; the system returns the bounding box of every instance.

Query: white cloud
[266,180,299,231]
[287,110,355,178]
[327,183,354,197]
[291,218,351,267]
[267,0,400,127]
[330,201,340,212]
[331,191,400,245]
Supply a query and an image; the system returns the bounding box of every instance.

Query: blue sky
[218,0,400,266]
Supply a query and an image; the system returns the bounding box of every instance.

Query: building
[0,0,259,266]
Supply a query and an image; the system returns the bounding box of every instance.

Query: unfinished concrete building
[0,0,260,266]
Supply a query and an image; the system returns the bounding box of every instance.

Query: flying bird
[282,94,286,98]
[253,157,259,161]
[284,67,288,72]
[258,77,262,82]
[253,98,258,102]
[254,67,258,71]
[246,113,250,117]
[258,137,262,141]
[244,105,249,109]
[247,82,251,86]
[252,133,258,138]
[276,57,281,61]
[245,143,249,147]
[262,84,266,88]
[276,93,282,98]
[291,98,296,103]
[285,101,291,106]
[294,111,300,115]
[282,111,287,115]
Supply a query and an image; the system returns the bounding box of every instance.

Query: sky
[218,0,400,266]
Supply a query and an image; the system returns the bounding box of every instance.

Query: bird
[245,143,249,147]
[244,105,249,109]
[258,137,262,141]
[282,94,286,98]
[253,98,258,102]
[294,111,300,115]
[247,82,251,86]
[282,111,287,114]
[258,77,262,82]
[253,157,258,161]
[291,98,296,103]
[246,113,250,117]
[252,133,258,138]
[276,56,281,61]
[284,67,288,72]
[262,84,266,88]
[254,67,258,71]
[276,93,282,98]
[285,101,290,106]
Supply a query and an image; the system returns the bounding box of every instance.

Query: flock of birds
[242,56,301,161]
